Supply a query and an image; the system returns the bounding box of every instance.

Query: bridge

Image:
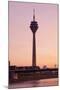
[9,66,58,83]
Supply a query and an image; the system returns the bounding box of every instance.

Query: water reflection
[30,80,40,87]
[9,78,58,89]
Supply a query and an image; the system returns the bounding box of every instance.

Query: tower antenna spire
[33,9,35,21]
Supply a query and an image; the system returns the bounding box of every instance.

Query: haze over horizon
[9,2,58,68]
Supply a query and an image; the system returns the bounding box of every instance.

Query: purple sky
[9,1,58,68]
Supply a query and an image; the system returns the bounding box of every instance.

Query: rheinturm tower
[30,9,38,67]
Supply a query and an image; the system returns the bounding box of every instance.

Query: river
[9,78,58,89]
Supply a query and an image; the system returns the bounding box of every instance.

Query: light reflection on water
[9,78,58,89]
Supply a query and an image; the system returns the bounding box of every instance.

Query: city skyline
[9,2,58,68]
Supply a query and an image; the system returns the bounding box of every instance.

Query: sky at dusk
[9,1,58,68]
